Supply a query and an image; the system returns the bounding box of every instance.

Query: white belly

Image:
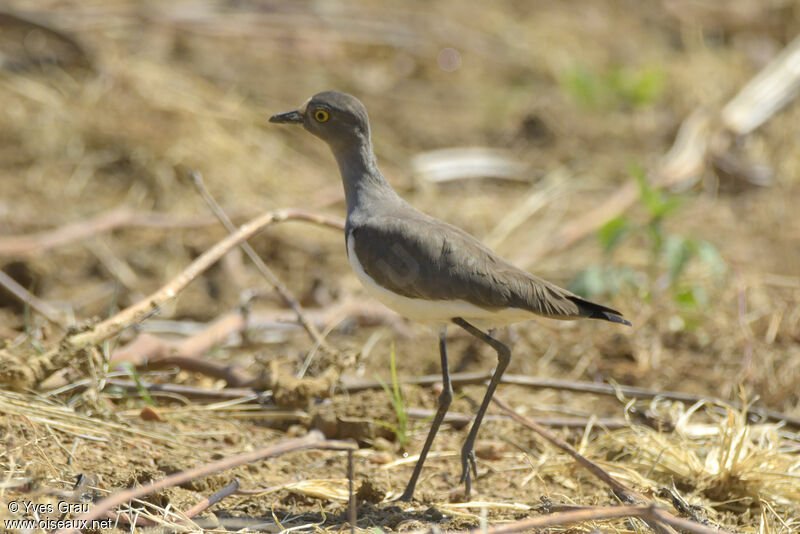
[346,234,533,327]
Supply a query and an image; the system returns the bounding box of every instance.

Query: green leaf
[610,66,665,108]
[569,265,641,298]
[633,67,665,107]
[674,287,697,308]
[631,163,680,219]
[117,362,155,406]
[561,65,602,109]
[376,343,408,448]
[598,216,629,252]
[561,64,664,110]
[569,266,607,298]
[663,235,694,284]
[674,285,708,309]
[697,240,727,278]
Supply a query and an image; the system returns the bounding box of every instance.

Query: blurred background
[3,0,799,399]
[1,0,800,528]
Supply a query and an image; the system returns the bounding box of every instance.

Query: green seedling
[608,65,665,108]
[570,164,726,312]
[375,343,409,448]
[561,65,603,109]
[117,361,156,406]
[22,284,45,354]
[561,64,665,110]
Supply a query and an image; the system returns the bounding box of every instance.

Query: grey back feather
[349,197,625,321]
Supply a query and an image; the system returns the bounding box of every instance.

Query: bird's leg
[399,326,452,501]
[452,318,511,498]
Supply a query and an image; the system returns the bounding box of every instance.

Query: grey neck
[331,134,397,215]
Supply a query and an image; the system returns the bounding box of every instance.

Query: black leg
[452,318,510,498]
[399,326,452,501]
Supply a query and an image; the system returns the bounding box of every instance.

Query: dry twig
[110,312,260,386]
[491,395,737,534]
[22,298,401,388]
[65,208,341,348]
[343,371,800,429]
[0,207,223,259]
[492,395,647,504]
[189,170,339,356]
[0,268,68,328]
[526,34,800,263]
[54,431,356,534]
[347,450,356,532]
[407,407,629,430]
[0,209,345,390]
[406,503,732,534]
[103,297,402,387]
[104,379,260,400]
[182,478,241,520]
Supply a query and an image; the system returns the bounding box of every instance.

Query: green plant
[561,64,665,110]
[117,361,156,406]
[570,165,726,312]
[375,343,409,448]
[22,284,45,354]
[608,66,665,108]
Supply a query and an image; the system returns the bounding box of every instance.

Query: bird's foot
[397,487,416,502]
[459,445,478,498]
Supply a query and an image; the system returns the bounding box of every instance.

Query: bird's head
[270,91,370,148]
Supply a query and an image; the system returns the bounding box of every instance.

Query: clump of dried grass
[2,368,799,532]
[587,399,800,530]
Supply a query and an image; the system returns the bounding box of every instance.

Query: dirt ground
[1,1,799,532]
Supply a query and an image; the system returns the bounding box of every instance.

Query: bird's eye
[314,109,330,123]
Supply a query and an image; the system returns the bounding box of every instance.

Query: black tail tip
[602,312,632,326]
[569,296,632,327]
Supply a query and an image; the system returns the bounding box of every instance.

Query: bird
[270,90,631,501]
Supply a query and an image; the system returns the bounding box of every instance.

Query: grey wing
[350,214,611,320]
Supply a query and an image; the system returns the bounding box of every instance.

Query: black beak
[269,110,304,124]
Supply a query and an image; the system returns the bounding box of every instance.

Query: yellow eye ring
[314,109,330,123]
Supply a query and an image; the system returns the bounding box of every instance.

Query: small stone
[372,437,393,451]
[474,440,505,460]
[448,487,468,503]
[367,450,393,464]
[286,424,307,437]
[311,412,339,438]
[139,406,163,422]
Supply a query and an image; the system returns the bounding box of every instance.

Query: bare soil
[1,1,799,532]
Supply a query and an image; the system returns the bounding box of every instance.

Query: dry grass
[1,0,799,532]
